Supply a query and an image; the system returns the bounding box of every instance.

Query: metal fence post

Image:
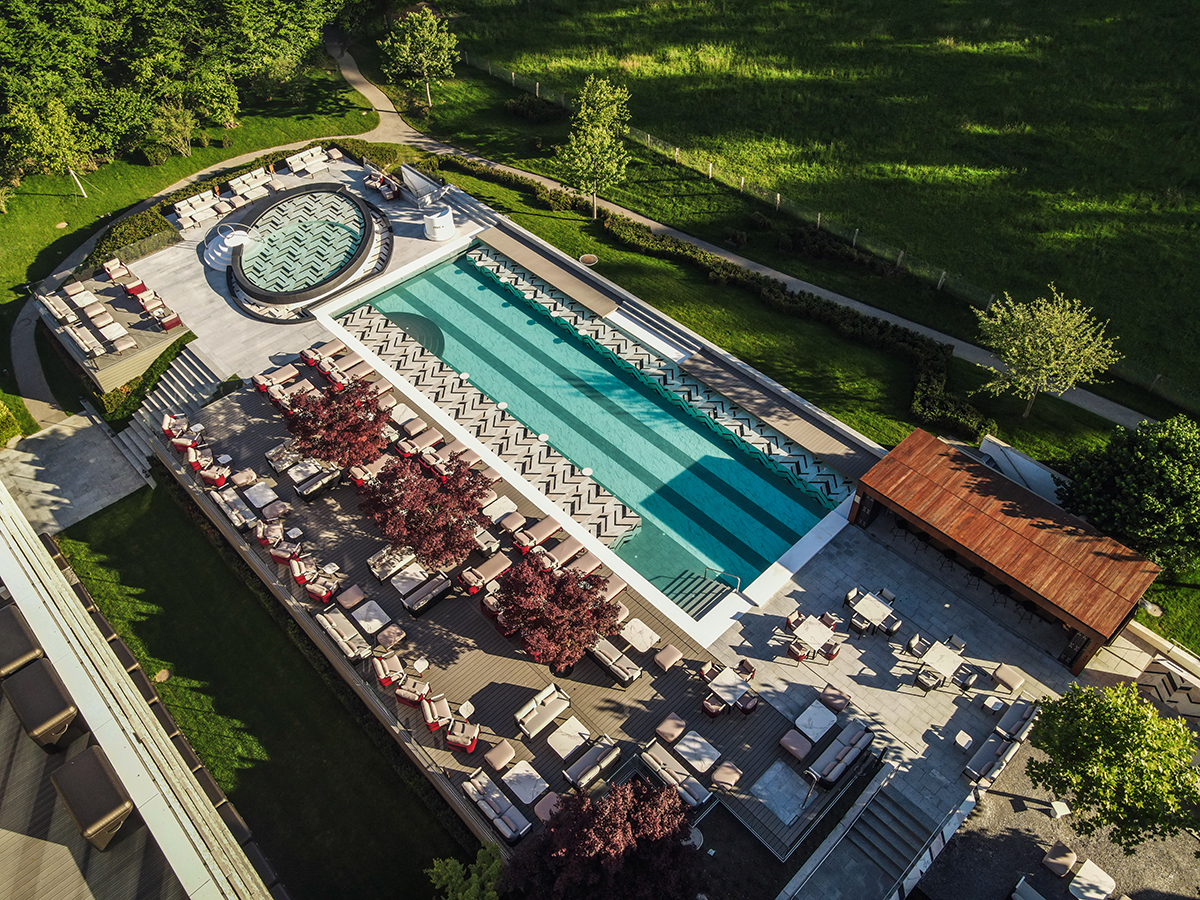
[897,250,905,266]
[535,82,539,98]
[937,271,947,290]
[511,71,515,86]
[776,193,781,210]
[853,228,859,247]
[708,161,713,179]
[740,175,745,191]
[675,147,679,163]
[817,213,821,229]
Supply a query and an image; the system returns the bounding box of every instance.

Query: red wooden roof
[858,429,1160,639]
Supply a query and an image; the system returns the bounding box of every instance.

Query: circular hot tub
[232,184,375,305]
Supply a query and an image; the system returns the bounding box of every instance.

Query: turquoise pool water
[368,256,825,614]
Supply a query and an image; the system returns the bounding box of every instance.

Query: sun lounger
[512,517,560,553]
[559,551,601,578]
[89,311,114,328]
[536,535,584,570]
[397,427,443,457]
[600,574,627,602]
[112,335,138,354]
[427,445,482,478]
[350,452,396,486]
[253,363,299,391]
[268,378,318,407]
[300,339,346,366]
[317,351,361,376]
[459,552,515,594]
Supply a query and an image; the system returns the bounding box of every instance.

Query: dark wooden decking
[477,226,620,318]
[190,388,861,858]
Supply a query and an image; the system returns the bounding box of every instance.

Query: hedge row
[97,331,197,424]
[436,155,997,441]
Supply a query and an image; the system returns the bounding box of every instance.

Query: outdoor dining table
[921,641,963,682]
[792,616,833,652]
[852,592,894,630]
[243,482,279,509]
[503,760,549,805]
[1069,859,1115,900]
[708,667,751,706]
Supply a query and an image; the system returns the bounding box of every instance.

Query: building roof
[857,429,1160,640]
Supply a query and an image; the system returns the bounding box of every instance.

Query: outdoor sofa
[805,723,874,788]
[964,733,1018,785]
[641,740,712,807]
[314,608,370,660]
[461,768,531,843]
[399,573,452,614]
[588,638,642,685]
[1012,876,1049,900]
[515,683,570,738]
[995,694,1039,742]
[563,735,620,789]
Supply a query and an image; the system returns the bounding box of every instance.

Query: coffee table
[287,458,323,484]
[675,731,720,773]
[620,618,660,653]
[502,760,549,805]
[351,600,389,635]
[548,716,590,759]
[243,482,279,509]
[708,667,751,706]
[1069,859,1115,900]
[795,698,838,742]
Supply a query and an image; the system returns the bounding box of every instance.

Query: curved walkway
[14,44,1150,432]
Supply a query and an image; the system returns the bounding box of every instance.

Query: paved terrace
[710,512,1150,828]
[183,388,878,860]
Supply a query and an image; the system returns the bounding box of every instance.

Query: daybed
[588,638,642,685]
[563,735,620,789]
[515,683,570,738]
[461,768,531,843]
[995,694,1039,742]
[536,535,583,569]
[300,339,346,366]
[641,740,712,807]
[805,723,874,787]
[314,608,370,660]
[460,553,514,594]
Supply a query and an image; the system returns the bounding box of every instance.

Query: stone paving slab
[0,415,145,534]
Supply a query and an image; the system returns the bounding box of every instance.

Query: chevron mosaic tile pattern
[241,192,365,293]
[465,248,852,506]
[339,304,642,546]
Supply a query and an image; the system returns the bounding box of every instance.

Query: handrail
[704,566,741,591]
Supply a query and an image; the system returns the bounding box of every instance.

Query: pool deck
[183,388,868,860]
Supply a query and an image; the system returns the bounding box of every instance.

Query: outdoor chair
[702,693,726,718]
[395,676,429,707]
[736,658,756,680]
[818,641,839,662]
[199,465,229,487]
[304,574,338,603]
[880,588,897,604]
[991,583,1012,607]
[952,668,978,693]
[890,516,910,540]
[843,587,862,608]
[848,613,871,636]
[967,566,986,589]
[255,520,283,548]
[905,633,930,657]
[940,547,959,571]
[819,611,839,630]
[786,641,811,664]
[1042,841,1077,878]
[699,661,722,683]
[446,720,480,753]
[371,651,404,687]
[735,691,759,715]
[160,413,188,437]
[914,668,942,693]
[784,610,803,632]
[186,446,212,471]
[421,693,453,731]
[883,615,903,638]
[288,556,316,586]
[948,634,967,653]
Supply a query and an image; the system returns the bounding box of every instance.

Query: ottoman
[484,739,515,771]
[819,682,851,713]
[656,712,687,743]
[654,644,683,672]
[711,761,743,791]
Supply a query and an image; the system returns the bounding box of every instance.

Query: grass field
[0,58,378,433]
[441,0,1200,392]
[58,485,465,900]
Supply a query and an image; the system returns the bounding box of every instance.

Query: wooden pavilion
[849,429,1160,674]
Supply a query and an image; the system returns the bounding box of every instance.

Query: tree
[426,844,503,900]
[358,456,490,570]
[496,558,620,673]
[285,379,391,469]
[1027,682,1200,853]
[558,75,631,218]
[506,778,700,900]
[1057,415,1200,570]
[378,8,458,108]
[1,98,94,197]
[973,285,1121,417]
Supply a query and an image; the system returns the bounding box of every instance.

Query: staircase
[109,347,224,480]
[843,785,941,888]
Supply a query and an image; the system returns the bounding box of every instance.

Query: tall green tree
[973,285,1121,417]
[558,74,630,218]
[426,845,503,900]
[1057,415,1200,570]
[1,97,94,196]
[378,7,458,108]
[1028,682,1200,853]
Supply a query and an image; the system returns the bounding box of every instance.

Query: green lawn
[441,0,1200,395]
[58,485,465,900]
[0,58,378,433]
[1140,562,1200,659]
[439,165,1116,462]
[358,55,1188,426]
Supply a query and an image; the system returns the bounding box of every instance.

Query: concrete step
[846,808,916,879]
[79,402,154,487]
[875,784,940,848]
[613,300,703,358]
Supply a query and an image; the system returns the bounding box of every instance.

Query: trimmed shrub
[503,93,568,124]
[142,145,170,166]
[0,402,20,447]
[85,209,179,266]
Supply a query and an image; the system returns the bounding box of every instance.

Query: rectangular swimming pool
[366,256,826,615]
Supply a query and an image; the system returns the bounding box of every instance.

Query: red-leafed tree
[285,379,390,469]
[358,456,491,570]
[496,558,619,673]
[506,779,699,900]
